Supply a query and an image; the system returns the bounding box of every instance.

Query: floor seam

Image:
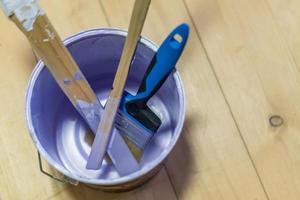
[163,164,179,200]
[98,0,112,27]
[181,0,270,199]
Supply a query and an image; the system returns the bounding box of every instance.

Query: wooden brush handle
[10,14,97,105]
[111,0,151,97]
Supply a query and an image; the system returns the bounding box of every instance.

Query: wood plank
[267,0,300,72]
[0,7,54,200]
[39,0,107,38]
[0,0,177,199]
[265,0,300,198]
[184,0,300,199]
[100,0,268,199]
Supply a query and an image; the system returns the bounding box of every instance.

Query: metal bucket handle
[33,51,79,186]
[38,152,79,185]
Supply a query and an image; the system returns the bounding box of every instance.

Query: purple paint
[73,71,84,81]
[63,78,71,85]
[25,29,185,187]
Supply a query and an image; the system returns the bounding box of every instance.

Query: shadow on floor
[164,113,196,198]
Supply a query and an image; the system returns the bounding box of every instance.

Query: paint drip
[63,78,71,85]
[74,71,85,81]
[76,100,102,133]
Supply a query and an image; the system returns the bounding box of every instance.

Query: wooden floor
[1,0,300,199]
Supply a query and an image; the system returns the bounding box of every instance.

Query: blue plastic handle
[118,24,189,133]
[127,23,189,103]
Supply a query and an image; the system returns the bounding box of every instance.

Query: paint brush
[86,0,152,170]
[117,23,189,150]
[0,0,139,175]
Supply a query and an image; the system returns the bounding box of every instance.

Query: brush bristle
[115,111,153,149]
[126,103,161,132]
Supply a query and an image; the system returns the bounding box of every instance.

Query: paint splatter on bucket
[25,28,185,191]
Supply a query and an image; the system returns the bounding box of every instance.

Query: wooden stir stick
[86,0,152,169]
[9,11,98,108]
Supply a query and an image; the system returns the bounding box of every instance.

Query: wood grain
[1,0,300,199]
[100,0,268,199]
[184,0,300,199]
[39,0,107,38]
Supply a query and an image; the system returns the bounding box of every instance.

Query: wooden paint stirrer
[86,0,152,169]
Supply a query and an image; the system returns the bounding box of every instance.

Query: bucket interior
[27,30,183,183]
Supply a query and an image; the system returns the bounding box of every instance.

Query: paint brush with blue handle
[87,23,189,169]
[117,23,189,155]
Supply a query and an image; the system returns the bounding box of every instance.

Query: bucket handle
[38,152,79,185]
[33,51,79,186]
